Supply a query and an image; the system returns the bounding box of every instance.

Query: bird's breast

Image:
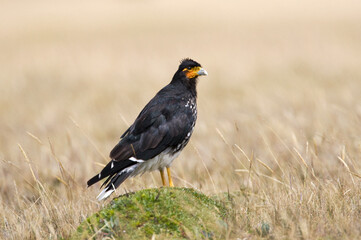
[182,97,197,121]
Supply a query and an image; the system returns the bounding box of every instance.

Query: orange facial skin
[183,66,201,79]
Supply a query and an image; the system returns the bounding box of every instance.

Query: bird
[87,58,207,200]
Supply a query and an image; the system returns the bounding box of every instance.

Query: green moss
[72,188,228,239]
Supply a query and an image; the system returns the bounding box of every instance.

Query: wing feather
[109,99,193,162]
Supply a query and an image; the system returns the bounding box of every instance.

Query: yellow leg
[166,167,174,187]
[159,169,166,186]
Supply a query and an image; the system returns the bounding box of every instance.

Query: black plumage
[87,58,207,200]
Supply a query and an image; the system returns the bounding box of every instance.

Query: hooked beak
[197,68,208,76]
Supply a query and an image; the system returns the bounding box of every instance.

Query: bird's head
[178,58,208,80]
[171,58,207,94]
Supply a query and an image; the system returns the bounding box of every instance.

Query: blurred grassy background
[1,0,361,238]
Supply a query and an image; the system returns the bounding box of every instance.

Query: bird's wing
[87,104,193,190]
[109,97,193,161]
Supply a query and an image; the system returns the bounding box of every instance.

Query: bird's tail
[87,159,137,200]
[96,165,136,200]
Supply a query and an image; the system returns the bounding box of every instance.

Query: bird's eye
[182,67,193,72]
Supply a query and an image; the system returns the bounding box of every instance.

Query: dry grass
[1,0,361,239]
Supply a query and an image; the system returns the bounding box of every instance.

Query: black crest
[178,58,202,70]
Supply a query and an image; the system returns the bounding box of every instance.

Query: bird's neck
[171,73,198,97]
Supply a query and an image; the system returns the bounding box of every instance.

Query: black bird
[87,58,207,200]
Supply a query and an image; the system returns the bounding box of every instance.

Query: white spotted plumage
[129,157,145,163]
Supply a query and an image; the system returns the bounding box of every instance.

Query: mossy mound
[73,187,228,239]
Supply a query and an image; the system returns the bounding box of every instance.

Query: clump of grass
[73,187,228,239]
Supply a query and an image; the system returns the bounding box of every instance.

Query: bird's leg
[166,167,174,187]
[159,169,166,186]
